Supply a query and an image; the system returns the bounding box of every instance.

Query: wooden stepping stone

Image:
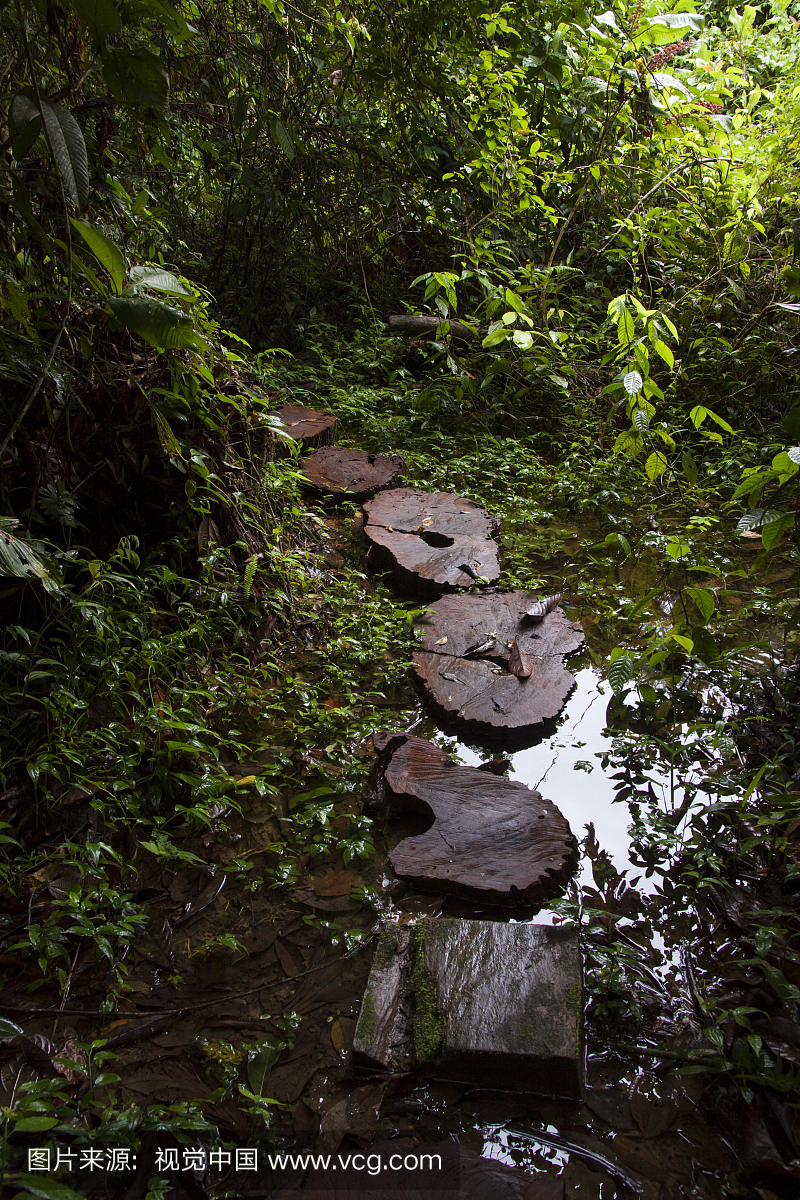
[273,403,336,452]
[367,733,577,909]
[301,446,406,501]
[353,917,583,1098]
[362,488,501,597]
[413,591,584,748]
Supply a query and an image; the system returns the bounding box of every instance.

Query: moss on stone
[564,980,582,1015]
[372,926,399,970]
[410,923,446,1063]
[358,989,377,1045]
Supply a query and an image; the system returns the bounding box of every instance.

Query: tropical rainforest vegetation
[1,0,800,1196]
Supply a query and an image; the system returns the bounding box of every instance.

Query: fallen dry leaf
[312,870,362,898]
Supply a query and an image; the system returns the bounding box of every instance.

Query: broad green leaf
[650,72,691,98]
[732,470,773,500]
[613,429,643,458]
[0,1016,24,1038]
[671,633,694,653]
[12,95,89,210]
[272,119,295,160]
[69,0,120,48]
[681,450,698,485]
[247,1044,281,1095]
[771,450,800,475]
[661,313,679,341]
[103,49,170,107]
[654,339,674,369]
[645,451,668,482]
[504,288,524,313]
[608,653,635,695]
[689,405,708,429]
[665,539,690,560]
[633,13,703,47]
[512,330,533,349]
[686,587,715,624]
[761,513,795,552]
[482,326,509,348]
[623,370,643,395]
[128,265,190,296]
[13,1116,59,1132]
[106,297,195,350]
[617,310,635,346]
[71,219,125,295]
[10,1176,87,1200]
[704,408,734,434]
[736,508,780,533]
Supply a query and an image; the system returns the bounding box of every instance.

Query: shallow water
[431,666,676,903]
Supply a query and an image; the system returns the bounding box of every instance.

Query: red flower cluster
[695,100,725,113]
[648,40,692,71]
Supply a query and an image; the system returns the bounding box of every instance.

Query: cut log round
[272,403,336,453]
[301,446,406,501]
[363,488,501,597]
[413,591,584,748]
[366,733,578,909]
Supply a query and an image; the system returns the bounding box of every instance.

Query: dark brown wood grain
[367,733,578,908]
[362,488,501,597]
[412,591,584,747]
[273,403,337,452]
[301,446,406,500]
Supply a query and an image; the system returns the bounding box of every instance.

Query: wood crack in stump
[366,733,578,909]
[362,488,500,597]
[413,591,585,749]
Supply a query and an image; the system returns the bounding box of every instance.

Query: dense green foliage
[1,0,800,1193]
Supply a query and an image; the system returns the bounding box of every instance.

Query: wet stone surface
[367,733,578,909]
[362,488,501,596]
[353,918,583,1099]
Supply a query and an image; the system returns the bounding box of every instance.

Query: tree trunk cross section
[301,447,406,500]
[367,733,578,909]
[272,403,337,452]
[363,488,501,596]
[413,592,585,747]
[353,917,583,1098]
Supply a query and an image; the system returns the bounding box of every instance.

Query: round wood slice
[367,733,577,908]
[413,591,584,748]
[301,447,406,501]
[362,488,501,597]
[273,403,336,452]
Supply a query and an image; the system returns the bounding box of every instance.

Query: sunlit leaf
[128,265,190,296]
[645,451,668,482]
[761,512,795,552]
[624,370,643,395]
[71,219,125,295]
